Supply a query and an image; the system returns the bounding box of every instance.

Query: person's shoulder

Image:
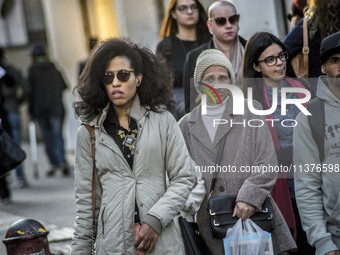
[187,39,212,59]
[287,77,316,98]
[149,108,173,120]
[178,112,190,126]
[238,36,247,47]
[76,123,92,139]
[156,36,173,54]
[295,110,309,129]
[284,18,304,42]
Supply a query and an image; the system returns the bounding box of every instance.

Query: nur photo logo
[199,83,312,116]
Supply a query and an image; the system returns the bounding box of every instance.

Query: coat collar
[85,94,149,130]
[187,93,240,151]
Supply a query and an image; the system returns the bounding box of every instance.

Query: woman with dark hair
[242,31,315,255]
[71,38,195,255]
[284,0,340,84]
[156,0,210,119]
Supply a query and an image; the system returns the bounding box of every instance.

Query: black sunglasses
[209,14,240,26]
[101,69,134,84]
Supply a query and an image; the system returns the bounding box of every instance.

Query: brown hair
[159,0,210,45]
[305,0,340,39]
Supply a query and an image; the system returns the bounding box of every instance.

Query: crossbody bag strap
[302,18,309,78]
[208,136,227,199]
[84,124,96,218]
[84,124,96,254]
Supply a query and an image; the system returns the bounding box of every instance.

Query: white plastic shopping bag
[223,218,274,255]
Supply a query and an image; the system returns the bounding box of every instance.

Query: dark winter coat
[28,61,67,118]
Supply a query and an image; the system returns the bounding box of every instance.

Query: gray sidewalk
[0,142,76,255]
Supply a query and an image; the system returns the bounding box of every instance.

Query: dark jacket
[0,62,28,114]
[283,18,322,80]
[183,36,247,113]
[28,61,67,118]
[156,35,202,89]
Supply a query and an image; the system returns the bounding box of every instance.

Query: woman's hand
[232,201,255,220]
[134,223,158,253]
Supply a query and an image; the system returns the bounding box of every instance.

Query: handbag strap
[302,18,309,78]
[84,124,96,224]
[208,136,227,198]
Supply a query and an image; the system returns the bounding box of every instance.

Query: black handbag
[0,124,26,176]
[208,195,274,239]
[178,216,211,255]
[207,136,274,239]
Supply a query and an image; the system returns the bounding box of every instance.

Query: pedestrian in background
[242,31,315,254]
[28,43,70,177]
[71,38,195,254]
[283,0,340,87]
[0,48,29,188]
[183,0,247,113]
[78,37,98,77]
[179,49,296,255]
[294,31,340,255]
[286,0,307,31]
[156,0,210,120]
[0,64,12,204]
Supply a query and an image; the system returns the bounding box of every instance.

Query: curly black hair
[73,38,175,121]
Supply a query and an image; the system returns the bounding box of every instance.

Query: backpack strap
[302,18,309,78]
[307,98,325,162]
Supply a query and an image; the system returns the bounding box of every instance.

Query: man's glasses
[101,69,134,84]
[258,51,289,66]
[177,4,199,13]
[209,14,240,26]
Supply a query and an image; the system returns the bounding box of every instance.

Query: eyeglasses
[177,4,199,13]
[101,69,134,84]
[257,51,289,66]
[208,14,240,26]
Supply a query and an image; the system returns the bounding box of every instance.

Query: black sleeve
[156,40,164,55]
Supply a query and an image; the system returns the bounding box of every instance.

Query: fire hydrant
[3,218,52,255]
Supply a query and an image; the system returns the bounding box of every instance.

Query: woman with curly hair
[284,0,340,87]
[156,0,210,119]
[71,38,196,255]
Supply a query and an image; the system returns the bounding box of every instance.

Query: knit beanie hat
[194,49,235,93]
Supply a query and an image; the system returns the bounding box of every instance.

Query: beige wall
[115,0,161,49]
[42,0,87,150]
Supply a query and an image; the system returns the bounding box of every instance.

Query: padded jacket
[71,95,195,254]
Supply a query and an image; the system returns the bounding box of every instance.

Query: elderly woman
[178,49,296,254]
